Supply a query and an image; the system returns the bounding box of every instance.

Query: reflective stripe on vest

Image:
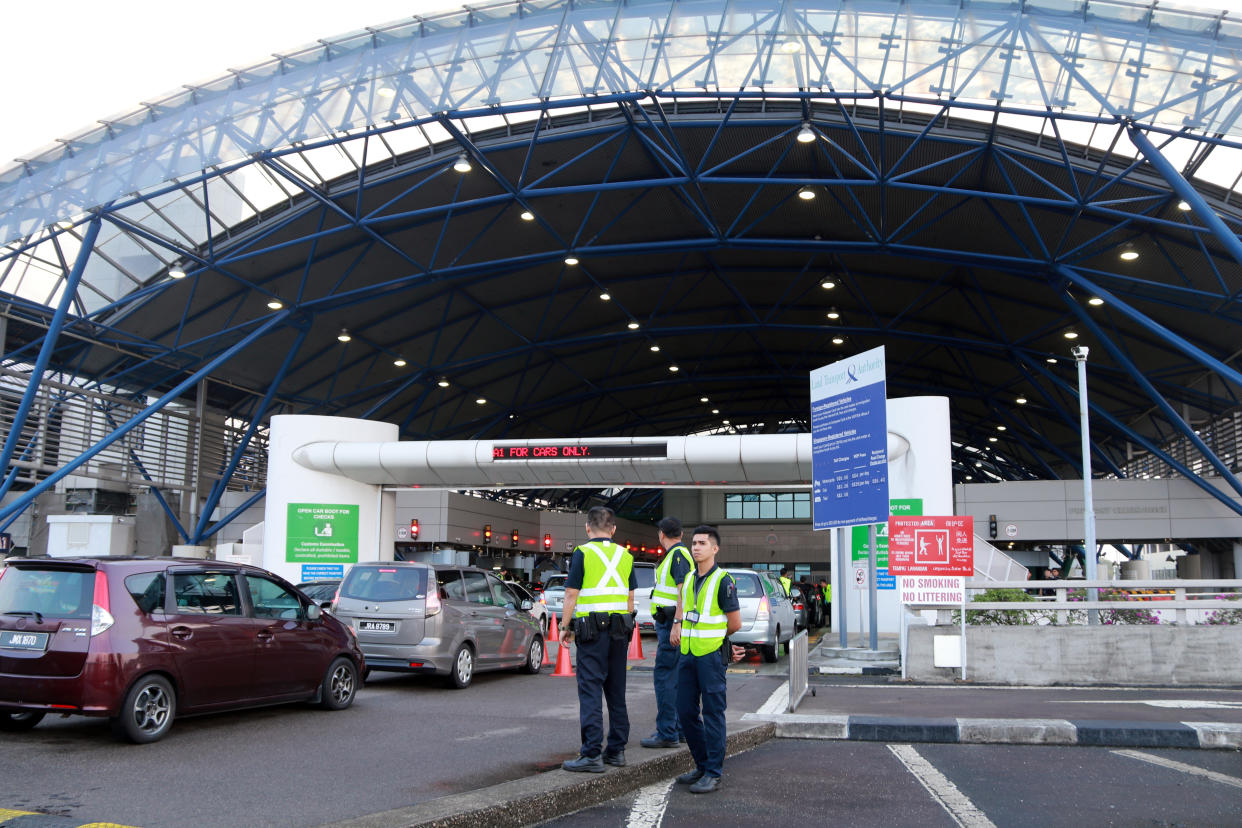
[679,568,730,656]
[574,541,633,616]
[651,543,692,607]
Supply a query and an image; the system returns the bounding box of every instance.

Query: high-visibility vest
[651,543,693,608]
[824,584,832,602]
[779,576,791,596]
[573,540,634,616]
[680,567,732,657]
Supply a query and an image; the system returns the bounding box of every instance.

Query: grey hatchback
[332,562,543,689]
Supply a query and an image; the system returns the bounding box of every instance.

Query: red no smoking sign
[886,516,974,575]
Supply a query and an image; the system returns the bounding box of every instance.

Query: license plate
[358,620,396,633]
[0,630,50,651]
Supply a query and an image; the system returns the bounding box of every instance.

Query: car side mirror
[306,604,322,621]
[520,598,533,611]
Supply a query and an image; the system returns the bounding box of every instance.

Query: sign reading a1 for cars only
[287,503,360,563]
[810,345,889,529]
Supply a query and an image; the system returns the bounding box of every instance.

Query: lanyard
[690,567,714,620]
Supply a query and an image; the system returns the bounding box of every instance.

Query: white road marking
[757,682,790,715]
[1060,699,1242,709]
[626,778,675,828]
[1113,749,1242,789]
[888,744,996,828]
[454,726,527,742]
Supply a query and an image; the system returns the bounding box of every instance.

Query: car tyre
[760,640,778,663]
[0,710,45,731]
[111,674,175,744]
[783,638,792,655]
[446,643,474,689]
[522,635,544,674]
[319,657,358,710]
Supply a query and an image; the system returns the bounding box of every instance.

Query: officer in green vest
[669,525,741,793]
[779,567,793,597]
[641,516,694,749]
[559,506,637,773]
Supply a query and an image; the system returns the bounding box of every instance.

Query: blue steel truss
[1,0,1242,536]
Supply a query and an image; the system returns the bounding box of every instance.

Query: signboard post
[810,346,888,651]
[889,515,974,680]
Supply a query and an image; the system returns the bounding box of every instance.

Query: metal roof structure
[2,0,1242,542]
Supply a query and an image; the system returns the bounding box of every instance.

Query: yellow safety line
[0,809,35,819]
[77,823,142,828]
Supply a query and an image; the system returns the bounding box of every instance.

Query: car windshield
[634,566,655,588]
[341,566,427,602]
[544,575,566,591]
[0,566,93,619]
[730,573,764,598]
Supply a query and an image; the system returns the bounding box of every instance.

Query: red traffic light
[409,518,419,540]
[483,524,492,543]
[510,529,519,548]
[543,533,552,551]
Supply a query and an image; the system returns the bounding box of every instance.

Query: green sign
[287,503,360,563]
[852,498,923,568]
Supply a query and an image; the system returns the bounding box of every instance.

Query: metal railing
[787,630,809,712]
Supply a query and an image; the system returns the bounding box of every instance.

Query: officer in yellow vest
[641,516,694,749]
[669,525,741,793]
[779,567,793,597]
[559,506,637,773]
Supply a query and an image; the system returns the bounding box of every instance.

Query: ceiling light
[1063,331,1079,340]
[599,292,610,301]
[711,408,719,414]
[169,269,186,279]
[820,279,835,289]
[700,397,709,403]
[1119,245,1139,261]
[437,377,450,387]
[796,122,815,143]
[627,320,640,329]
[520,210,535,221]
[797,187,816,200]
[965,475,973,481]
[722,419,731,425]
[475,397,487,405]
[989,437,998,442]
[1088,296,1104,306]
[1046,357,1057,364]
[1177,200,1191,211]
[337,329,352,343]
[831,336,845,345]
[1016,397,1028,405]
[453,154,472,173]
[650,344,660,352]
[669,365,680,373]
[826,308,840,320]
[393,358,407,367]
[565,256,580,266]
[997,425,1007,431]
[266,299,283,310]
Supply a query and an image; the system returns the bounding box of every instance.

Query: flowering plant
[1204,594,1242,626]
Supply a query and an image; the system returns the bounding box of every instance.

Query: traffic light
[988,514,998,540]
[510,528,519,548]
[483,524,492,544]
[543,533,552,551]
[409,518,419,540]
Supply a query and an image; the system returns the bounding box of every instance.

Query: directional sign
[810,346,889,530]
[886,516,974,575]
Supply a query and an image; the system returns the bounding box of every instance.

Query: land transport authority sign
[287,503,360,563]
[886,515,974,575]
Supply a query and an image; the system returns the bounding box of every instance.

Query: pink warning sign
[887,516,974,575]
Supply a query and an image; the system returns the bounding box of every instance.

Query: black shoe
[603,751,626,767]
[562,755,606,773]
[641,735,678,749]
[689,775,721,794]
[679,733,686,743]
[675,768,704,785]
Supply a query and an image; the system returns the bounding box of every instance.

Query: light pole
[1072,345,1099,624]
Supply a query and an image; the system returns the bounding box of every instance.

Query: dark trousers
[575,628,629,758]
[676,648,727,777]
[653,613,682,740]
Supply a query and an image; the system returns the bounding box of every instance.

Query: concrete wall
[906,624,1242,686]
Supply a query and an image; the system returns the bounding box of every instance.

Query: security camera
[1070,345,1089,360]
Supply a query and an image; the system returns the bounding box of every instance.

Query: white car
[506,581,548,635]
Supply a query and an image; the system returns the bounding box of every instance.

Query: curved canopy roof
[2,0,1242,532]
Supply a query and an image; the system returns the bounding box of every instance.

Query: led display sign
[492,443,667,460]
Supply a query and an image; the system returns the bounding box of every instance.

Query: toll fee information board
[809,346,889,530]
[886,516,974,575]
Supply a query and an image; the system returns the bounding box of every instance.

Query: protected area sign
[287,503,359,563]
[886,515,974,575]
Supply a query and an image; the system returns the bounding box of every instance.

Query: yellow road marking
[0,809,35,819]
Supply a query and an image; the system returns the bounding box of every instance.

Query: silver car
[541,572,568,618]
[726,568,796,663]
[333,562,544,689]
[506,580,548,635]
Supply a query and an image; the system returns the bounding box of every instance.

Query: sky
[1,0,1238,169]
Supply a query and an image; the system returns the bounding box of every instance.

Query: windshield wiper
[3,610,44,624]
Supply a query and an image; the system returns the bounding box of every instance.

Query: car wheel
[319,657,358,710]
[0,710,45,731]
[783,638,792,655]
[445,643,474,689]
[522,635,544,674]
[760,642,778,663]
[111,674,175,744]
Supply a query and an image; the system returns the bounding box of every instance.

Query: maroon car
[0,557,364,743]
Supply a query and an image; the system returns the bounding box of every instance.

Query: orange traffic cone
[548,613,560,642]
[552,637,575,677]
[627,624,645,660]
[541,636,553,667]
